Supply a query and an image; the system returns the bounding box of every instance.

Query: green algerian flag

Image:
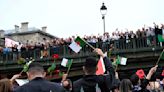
[48,62,56,73]
[112,56,118,69]
[113,55,127,66]
[23,60,32,72]
[69,36,86,53]
[75,36,86,47]
[158,35,164,42]
[59,71,64,77]
[66,59,72,68]
[116,55,121,65]
[120,57,127,65]
[61,58,72,68]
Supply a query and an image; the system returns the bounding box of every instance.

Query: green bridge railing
[0,36,162,63]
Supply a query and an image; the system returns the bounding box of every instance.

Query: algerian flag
[96,57,106,75]
[75,36,86,47]
[23,60,33,72]
[69,41,82,53]
[158,35,164,42]
[115,55,127,65]
[47,62,56,73]
[120,57,127,65]
[116,55,121,65]
[69,36,86,53]
[59,71,64,77]
[61,58,72,68]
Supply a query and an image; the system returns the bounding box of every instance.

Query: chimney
[0,30,4,38]
[21,22,28,32]
[14,25,19,32]
[42,26,47,32]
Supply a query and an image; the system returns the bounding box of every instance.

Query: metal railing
[0,36,162,63]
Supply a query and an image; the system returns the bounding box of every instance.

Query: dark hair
[119,79,132,92]
[83,57,98,74]
[28,62,44,73]
[62,79,72,91]
[84,57,98,68]
[130,74,139,85]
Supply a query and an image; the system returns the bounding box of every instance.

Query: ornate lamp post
[100,3,107,34]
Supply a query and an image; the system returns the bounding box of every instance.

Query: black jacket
[13,77,65,92]
[73,57,115,92]
[132,79,150,92]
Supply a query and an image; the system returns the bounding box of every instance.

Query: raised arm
[94,48,116,90]
[10,74,21,83]
[146,65,158,80]
[141,65,158,90]
[94,48,114,73]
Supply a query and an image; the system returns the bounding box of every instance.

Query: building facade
[4,22,58,44]
[0,30,5,47]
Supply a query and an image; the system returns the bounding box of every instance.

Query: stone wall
[8,32,54,44]
[36,33,55,43]
[9,33,38,44]
[0,38,4,47]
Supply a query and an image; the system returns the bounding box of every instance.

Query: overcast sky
[0,0,164,38]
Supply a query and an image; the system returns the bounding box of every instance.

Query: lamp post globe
[100,3,107,34]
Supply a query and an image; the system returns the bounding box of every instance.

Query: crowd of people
[0,23,164,62]
[0,23,164,92]
[0,48,163,92]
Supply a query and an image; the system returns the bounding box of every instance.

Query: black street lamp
[100,3,107,34]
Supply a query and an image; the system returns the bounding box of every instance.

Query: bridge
[0,36,164,80]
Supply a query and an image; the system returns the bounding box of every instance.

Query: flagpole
[66,59,73,74]
[19,59,34,75]
[86,42,95,50]
[19,70,24,75]
[79,36,95,50]
[113,57,118,72]
[66,66,71,74]
[115,65,118,72]
[156,49,164,65]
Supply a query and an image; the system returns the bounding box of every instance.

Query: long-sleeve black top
[73,57,115,92]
